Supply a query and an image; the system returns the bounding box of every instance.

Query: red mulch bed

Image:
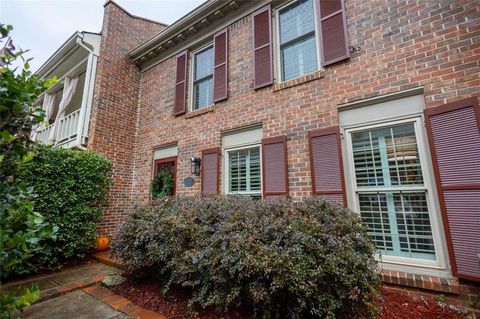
[112,279,465,319]
[112,279,249,318]
[378,287,464,319]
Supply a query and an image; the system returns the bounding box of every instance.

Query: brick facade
[88,0,480,304]
[88,1,166,235]
[132,0,479,203]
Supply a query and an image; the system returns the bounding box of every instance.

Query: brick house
[36,0,479,305]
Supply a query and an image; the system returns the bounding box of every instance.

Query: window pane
[194,77,213,109]
[352,123,423,187]
[249,148,261,191]
[353,122,435,261]
[394,192,435,256]
[193,46,214,110]
[279,0,315,44]
[281,36,318,81]
[228,147,261,194]
[194,46,213,80]
[358,193,393,251]
[359,191,435,260]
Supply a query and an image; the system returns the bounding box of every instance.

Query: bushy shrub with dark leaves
[113,196,379,318]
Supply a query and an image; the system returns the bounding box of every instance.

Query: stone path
[20,290,130,319]
[3,261,119,302]
[3,260,165,319]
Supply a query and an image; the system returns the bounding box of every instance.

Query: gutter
[74,35,99,148]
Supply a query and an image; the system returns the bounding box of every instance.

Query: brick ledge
[380,270,460,294]
[84,284,166,319]
[40,274,105,302]
[185,105,215,118]
[273,70,325,92]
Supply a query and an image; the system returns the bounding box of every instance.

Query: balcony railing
[58,109,80,143]
[35,123,54,144]
[35,109,81,146]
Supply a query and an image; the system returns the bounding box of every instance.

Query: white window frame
[188,42,214,111]
[343,117,448,272]
[274,0,322,83]
[224,144,262,196]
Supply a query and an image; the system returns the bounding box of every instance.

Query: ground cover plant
[113,196,380,318]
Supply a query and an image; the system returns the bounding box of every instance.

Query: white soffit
[154,144,177,160]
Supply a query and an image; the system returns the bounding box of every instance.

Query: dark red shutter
[201,147,220,195]
[262,136,288,197]
[252,5,273,89]
[174,50,188,116]
[308,126,346,206]
[425,97,480,282]
[213,28,228,102]
[317,0,350,66]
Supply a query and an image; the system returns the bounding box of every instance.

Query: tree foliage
[0,24,57,318]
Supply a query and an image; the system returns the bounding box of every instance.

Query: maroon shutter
[308,126,346,205]
[174,50,188,116]
[317,0,350,66]
[262,136,288,197]
[425,97,480,282]
[213,28,228,102]
[201,147,220,195]
[252,5,273,89]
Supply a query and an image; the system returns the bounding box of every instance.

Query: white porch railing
[57,109,80,143]
[35,109,81,145]
[35,123,54,144]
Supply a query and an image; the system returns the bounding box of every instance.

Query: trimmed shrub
[13,146,112,275]
[113,196,379,318]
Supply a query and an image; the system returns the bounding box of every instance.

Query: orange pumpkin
[96,236,110,251]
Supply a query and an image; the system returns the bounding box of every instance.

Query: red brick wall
[88,1,166,235]
[132,0,479,208]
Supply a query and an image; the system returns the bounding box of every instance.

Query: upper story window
[192,44,214,110]
[277,0,320,81]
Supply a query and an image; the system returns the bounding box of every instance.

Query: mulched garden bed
[377,287,464,319]
[112,279,465,319]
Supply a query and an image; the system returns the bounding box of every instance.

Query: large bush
[12,146,112,275]
[113,196,379,318]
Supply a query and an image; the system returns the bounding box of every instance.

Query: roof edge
[103,0,169,27]
[129,0,224,60]
[35,32,82,77]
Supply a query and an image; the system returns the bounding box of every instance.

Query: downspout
[75,36,99,150]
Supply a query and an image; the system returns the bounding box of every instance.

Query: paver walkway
[3,260,165,319]
[3,261,119,301]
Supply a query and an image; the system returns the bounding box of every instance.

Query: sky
[1,0,206,71]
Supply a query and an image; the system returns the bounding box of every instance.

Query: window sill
[380,269,459,294]
[185,105,215,118]
[273,70,325,92]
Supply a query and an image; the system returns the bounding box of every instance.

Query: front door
[154,157,177,196]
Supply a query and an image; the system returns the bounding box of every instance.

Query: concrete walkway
[19,290,130,319]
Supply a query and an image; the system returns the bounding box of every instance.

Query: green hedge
[112,196,379,318]
[13,146,112,275]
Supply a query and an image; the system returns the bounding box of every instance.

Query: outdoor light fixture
[190,157,201,176]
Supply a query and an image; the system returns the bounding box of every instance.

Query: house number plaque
[183,177,195,187]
